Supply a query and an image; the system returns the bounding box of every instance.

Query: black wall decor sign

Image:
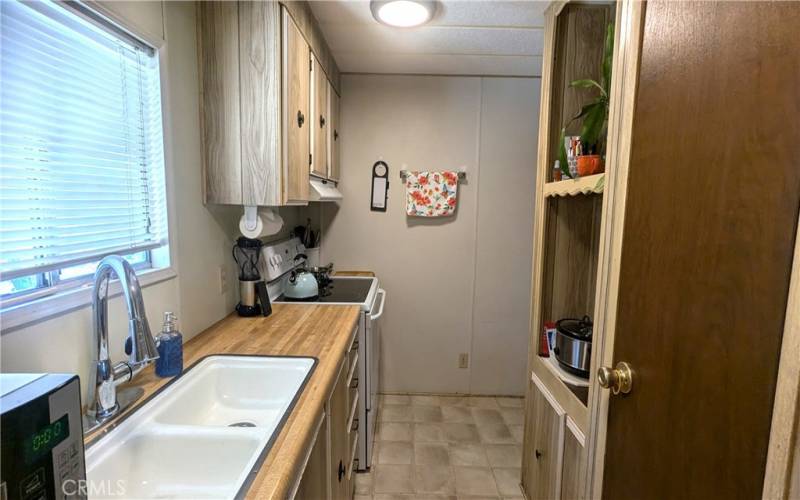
[370,161,389,212]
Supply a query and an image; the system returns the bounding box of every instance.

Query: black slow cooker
[553,316,593,378]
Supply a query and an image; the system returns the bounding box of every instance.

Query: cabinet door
[523,375,565,500]
[281,8,310,204]
[311,53,328,179]
[296,412,330,500]
[198,2,241,205]
[560,418,584,500]
[330,358,350,500]
[328,83,340,182]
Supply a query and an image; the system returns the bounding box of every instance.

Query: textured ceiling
[309,1,547,77]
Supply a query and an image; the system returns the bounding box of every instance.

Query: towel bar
[399,170,466,181]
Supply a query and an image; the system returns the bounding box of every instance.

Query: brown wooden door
[602,2,800,499]
[282,8,310,203]
[311,53,329,179]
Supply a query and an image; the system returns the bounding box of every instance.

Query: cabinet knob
[320,115,326,127]
[535,449,543,459]
[297,110,305,128]
[334,129,339,141]
[338,460,345,481]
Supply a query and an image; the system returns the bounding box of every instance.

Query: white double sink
[85,356,316,499]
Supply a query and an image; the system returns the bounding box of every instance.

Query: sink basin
[85,355,316,499]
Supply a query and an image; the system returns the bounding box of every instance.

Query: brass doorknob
[597,362,633,395]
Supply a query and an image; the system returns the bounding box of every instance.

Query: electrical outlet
[458,353,469,369]
[218,266,228,294]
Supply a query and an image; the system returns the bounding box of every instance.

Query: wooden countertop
[85,304,361,499]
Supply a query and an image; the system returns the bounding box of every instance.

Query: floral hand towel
[405,171,459,217]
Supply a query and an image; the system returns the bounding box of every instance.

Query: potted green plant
[559,22,615,179]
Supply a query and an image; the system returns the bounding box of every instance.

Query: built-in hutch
[522,2,614,498]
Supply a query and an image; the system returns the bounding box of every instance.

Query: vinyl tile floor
[354,394,525,500]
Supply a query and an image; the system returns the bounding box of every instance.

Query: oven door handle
[370,288,386,320]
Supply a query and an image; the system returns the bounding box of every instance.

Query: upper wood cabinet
[328,84,341,182]
[282,9,311,204]
[198,1,341,207]
[311,53,329,179]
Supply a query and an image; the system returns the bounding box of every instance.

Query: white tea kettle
[284,254,319,300]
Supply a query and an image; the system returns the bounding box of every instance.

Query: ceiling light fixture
[370,0,436,28]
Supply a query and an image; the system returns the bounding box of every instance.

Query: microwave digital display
[24,413,69,464]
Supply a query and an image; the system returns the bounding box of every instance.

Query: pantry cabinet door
[523,375,565,500]
[328,83,341,182]
[281,8,310,204]
[311,53,329,179]
[560,419,584,500]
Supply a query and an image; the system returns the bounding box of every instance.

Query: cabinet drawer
[347,428,359,481]
[347,325,359,352]
[346,351,359,393]
[347,387,359,433]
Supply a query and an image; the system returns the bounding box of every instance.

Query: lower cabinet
[296,412,329,499]
[560,419,585,500]
[330,356,350,500]
[523,373,587,500]
[295,328,359,500]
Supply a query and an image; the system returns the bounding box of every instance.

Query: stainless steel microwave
[1,373,86,499]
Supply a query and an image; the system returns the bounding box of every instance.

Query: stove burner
[276,277,372,304]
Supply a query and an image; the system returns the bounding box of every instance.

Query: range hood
[309,178,343,201]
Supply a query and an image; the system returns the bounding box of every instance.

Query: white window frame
[0,1,178,333]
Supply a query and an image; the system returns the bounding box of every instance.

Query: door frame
[582,0,645,496]
[583,1,800,497]
[762,218,800,497]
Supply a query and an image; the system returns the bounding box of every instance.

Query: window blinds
[0,0,168,280]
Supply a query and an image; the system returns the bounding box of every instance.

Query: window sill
[0,267,177,334]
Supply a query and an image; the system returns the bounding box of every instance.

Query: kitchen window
[0,0,170,316]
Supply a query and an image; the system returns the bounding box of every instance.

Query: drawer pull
[351,418,359,432]
[350,377,359,389]
[338,459,345,482]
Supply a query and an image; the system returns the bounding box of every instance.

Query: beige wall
[0,2,304,397]
[322,75,540,396]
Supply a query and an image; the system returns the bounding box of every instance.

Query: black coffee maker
[232,237,271,317]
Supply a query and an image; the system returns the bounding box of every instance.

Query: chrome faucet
[84,255,159,433]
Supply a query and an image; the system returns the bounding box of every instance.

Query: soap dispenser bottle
[155,311,183,377]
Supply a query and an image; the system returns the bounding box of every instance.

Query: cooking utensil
[283,253,319,300]
[553,316,593,377]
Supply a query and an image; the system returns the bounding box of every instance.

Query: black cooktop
[277,277,372,304]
